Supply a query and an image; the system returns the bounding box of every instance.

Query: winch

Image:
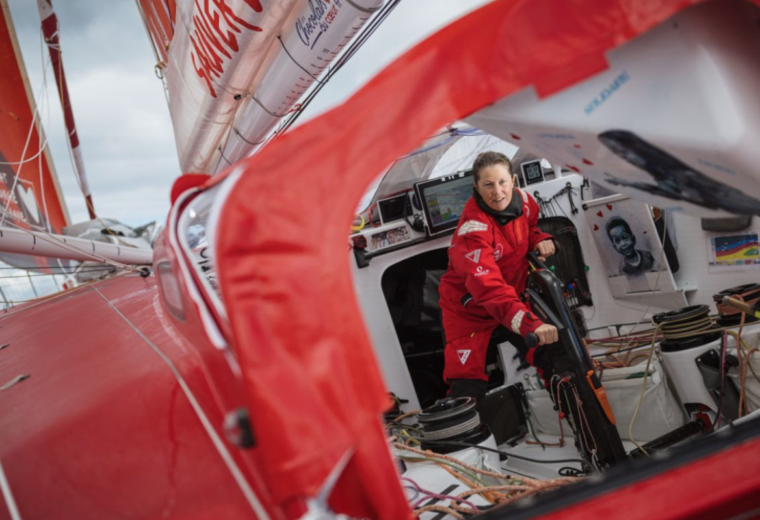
[417,397,492,452]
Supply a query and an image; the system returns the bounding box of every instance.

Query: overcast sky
[5,0,493,228]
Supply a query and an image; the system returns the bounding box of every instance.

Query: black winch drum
[653,305,721,352]
[713,283,760,327]
[416,397,492,452]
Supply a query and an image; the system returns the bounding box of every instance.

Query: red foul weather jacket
[439,190,553,381]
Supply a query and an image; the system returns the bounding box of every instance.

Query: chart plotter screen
[414,171,474,236]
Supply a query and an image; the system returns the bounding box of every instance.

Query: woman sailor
[438,151,558,405]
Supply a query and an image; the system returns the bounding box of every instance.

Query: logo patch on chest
[464,249,481,264]
[457,350,471,365]
[494,244,504,262]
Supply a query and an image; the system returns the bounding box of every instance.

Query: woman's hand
[534,324,558,345]
[535,240,555,262]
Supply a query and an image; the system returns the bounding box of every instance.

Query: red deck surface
[0,274,268,520]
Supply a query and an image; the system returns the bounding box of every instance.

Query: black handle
[527,250,546,271]
[528,240,560,271]
[525,332,539,349]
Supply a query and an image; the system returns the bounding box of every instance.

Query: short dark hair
[605,216,633,237]
[472,151,512,182]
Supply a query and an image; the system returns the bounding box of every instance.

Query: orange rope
[413,504,464,519]
[438,464,498,504]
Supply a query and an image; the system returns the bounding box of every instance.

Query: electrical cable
[401,476,481,512]
[410,439,588,467]
[627,326,660,455]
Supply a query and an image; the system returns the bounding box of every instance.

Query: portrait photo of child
[587,198,670,294]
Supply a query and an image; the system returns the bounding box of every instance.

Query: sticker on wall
[707,233,760,273]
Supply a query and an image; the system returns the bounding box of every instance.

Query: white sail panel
[161,0,385,174]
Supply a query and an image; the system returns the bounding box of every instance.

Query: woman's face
[475,164,514,212]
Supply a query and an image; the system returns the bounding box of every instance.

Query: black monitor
[378,193,410,225]
[414,170,473,236]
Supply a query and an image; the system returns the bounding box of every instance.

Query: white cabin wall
[535,175,759,324]
[351,238,453,411]
[671,213,760,306]
[349,173,755,410]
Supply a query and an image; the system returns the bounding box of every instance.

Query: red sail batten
[37,0,96,219]
[138,0,176,63]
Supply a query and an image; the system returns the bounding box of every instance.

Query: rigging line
[407,439,588,466]
[397,133,460,159]
[0,272,91,279]
[212,94,251,174]
[332,0,400,70]
[276,0,402,135]
[277,35,323,85]
[231,125,266,147]
[412,134,495,185]
[627,325,661,454]
[0,277,99,318]
[91,286,272,520]
[248,92,286,118]
[0,44,55,168]
[0,139,49,165]
[50,48,137,249]
[134,0,165,67]
[0,264,112,272]
[35,38,69,274]
[3,26,80,285]
[0,457,21,520]
[343,0,383,14]
[0,62,51,229]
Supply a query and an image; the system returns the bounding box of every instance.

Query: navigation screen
[521,160,544,185]
[415,171,474,236]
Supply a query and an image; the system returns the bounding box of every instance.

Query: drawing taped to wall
[586,197,671,295]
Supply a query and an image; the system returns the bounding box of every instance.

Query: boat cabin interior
[173,125,760,517]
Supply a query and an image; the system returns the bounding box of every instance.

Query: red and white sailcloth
[37,0,95,219]
[146,0,385,174]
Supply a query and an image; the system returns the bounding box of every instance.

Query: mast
[36,0,96,219]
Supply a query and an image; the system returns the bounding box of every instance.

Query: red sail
[0,0,70,269]
[211,0,745,518]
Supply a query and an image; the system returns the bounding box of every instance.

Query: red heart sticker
[582,158,594,165]
[593,224,599,231]
[606,204,613,211]
[597,211,603,217]
[643,231,648,234]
